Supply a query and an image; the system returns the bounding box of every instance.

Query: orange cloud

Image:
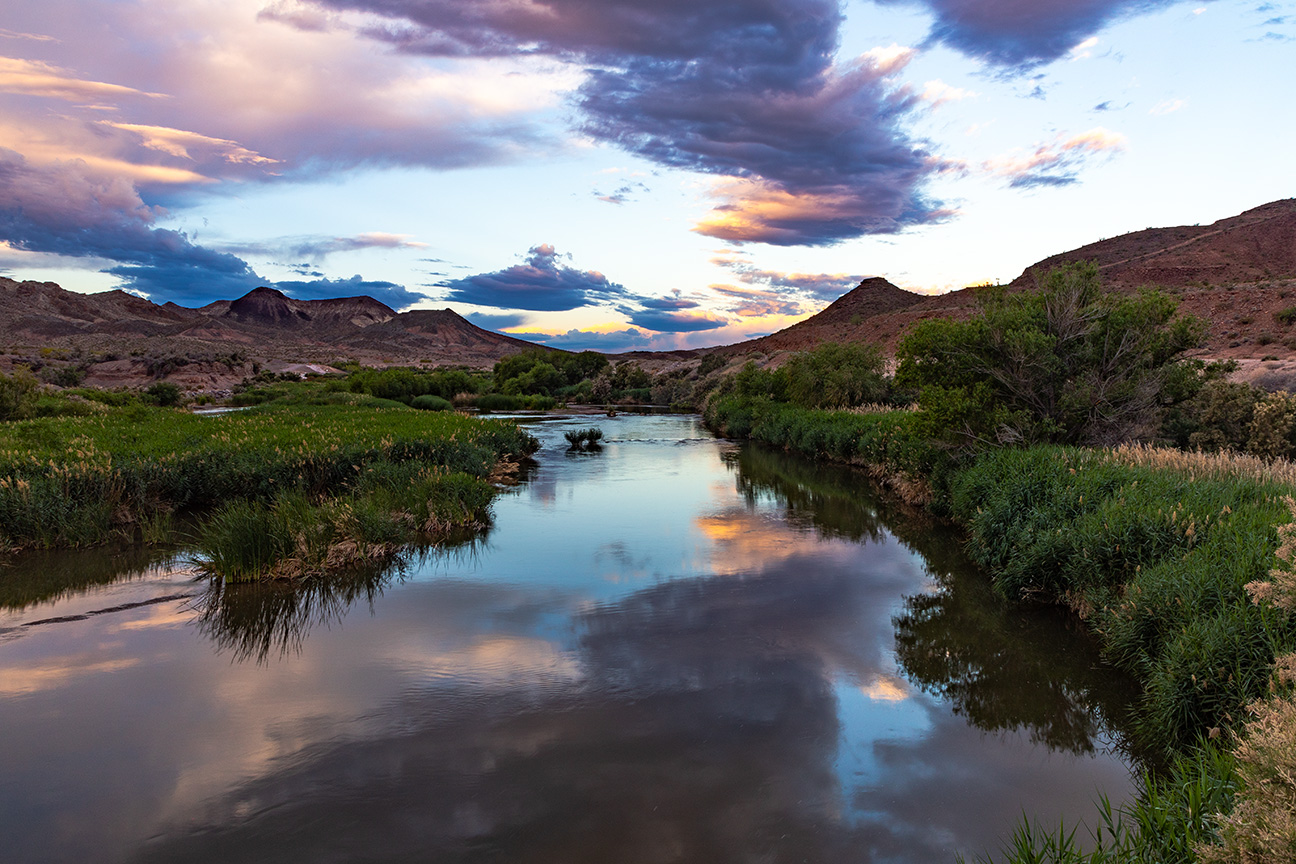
[0,56,166,101]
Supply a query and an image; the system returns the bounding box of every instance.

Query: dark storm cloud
[290,0,946,246]
[882,0,1202,70]
[0,149,264,303]
[623,308,728,332]
[465,311,529,330]
[637,295,699,311]
[274,275,426,308]
[0,150,426,308]
[439,244,629,311]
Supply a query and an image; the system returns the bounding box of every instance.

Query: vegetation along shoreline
[702,264,1296,862]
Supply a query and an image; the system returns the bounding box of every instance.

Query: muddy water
[0,414,1137,863]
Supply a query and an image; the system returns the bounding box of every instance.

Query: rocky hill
[710,277,925,355]
[1008,198,1296,289]
[0,279,547,390]
[711,198,1296,365]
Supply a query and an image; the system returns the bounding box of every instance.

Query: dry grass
[1247,495,1296,612]
[1198,682,1296,864]
[842,402,918,415]
[1106,442,1296,488]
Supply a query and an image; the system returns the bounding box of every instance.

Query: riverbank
[705,394,1296,862]
[0,400,537,578]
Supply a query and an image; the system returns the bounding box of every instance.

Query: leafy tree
[781,342,890,409]
[494,349,608,397]
[144,381,184,407]
[895,262,1205,447]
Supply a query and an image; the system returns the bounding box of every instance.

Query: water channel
[0,414,1140,863]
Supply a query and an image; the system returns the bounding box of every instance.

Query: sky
[0,0,1293,351]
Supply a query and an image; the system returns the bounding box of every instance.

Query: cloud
[0,149,425,307]
[1149,98,1187,115]
[464,311,528,331]
[440,244,630,312]
[711,253,863,301]
[1069,36,1100,59]
[0,149,264,302]
[709,283,806,318]
[881,0,1198,70]
[637,295,700,311]
[622,308,729,333]
[103,122,279,166]
[274,275,426,308]
[983,127,1127,189]
[0,55,166,101]
[0,29,57,42]
[288,0,947,246]
[527,327,657,352]
[920,79,977,107]
[594,182,649,205]
[229,232,428,263]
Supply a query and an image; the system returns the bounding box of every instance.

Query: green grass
[965,744,1239,864]
[704,394,947,503]
[0,401,537,552]
[947,446,1296,754]
[195,469,495,581]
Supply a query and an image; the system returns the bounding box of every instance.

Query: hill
[711,199,1296,366]
[0,279,547,391]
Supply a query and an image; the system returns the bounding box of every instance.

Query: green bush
[1274,307,1296,326]
[494,349,608,397]
[410,394,453,412]
[781,341,891,409]
[896,262,1206,448]
[564,427,604,450]
[698,352,727,377]
[144,381,183,407]
[0,368,40,421]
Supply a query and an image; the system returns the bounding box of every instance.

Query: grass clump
[195,469,494,581]
[564,427,604,450]
[965,744,1238,864]
[410,394,453,412]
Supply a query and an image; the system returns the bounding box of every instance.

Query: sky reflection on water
[0,414,1135,863]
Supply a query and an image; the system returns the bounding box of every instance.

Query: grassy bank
[704,393,946,504]
[0,401,537,572]
[707,394,1296,861]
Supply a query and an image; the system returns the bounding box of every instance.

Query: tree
[781,342,889,409]
[895,262,1205,447]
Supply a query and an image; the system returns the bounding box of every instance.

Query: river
[0,413,1138,863]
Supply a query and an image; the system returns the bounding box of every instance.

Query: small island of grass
[0,388,537,580]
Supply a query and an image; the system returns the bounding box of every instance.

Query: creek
[0,413,1140,863]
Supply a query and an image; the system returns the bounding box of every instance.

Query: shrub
[564,427,604,450]
[1199,688,1296,863]
[698,352,727,377]
[0,368,39,421]
[144,381,183,407]
[410,394,453,412]
[896,262,1206,448]
[780,341,890,409]
[1274,307,1296,326]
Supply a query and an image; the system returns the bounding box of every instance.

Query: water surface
[0,414,1136,863]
